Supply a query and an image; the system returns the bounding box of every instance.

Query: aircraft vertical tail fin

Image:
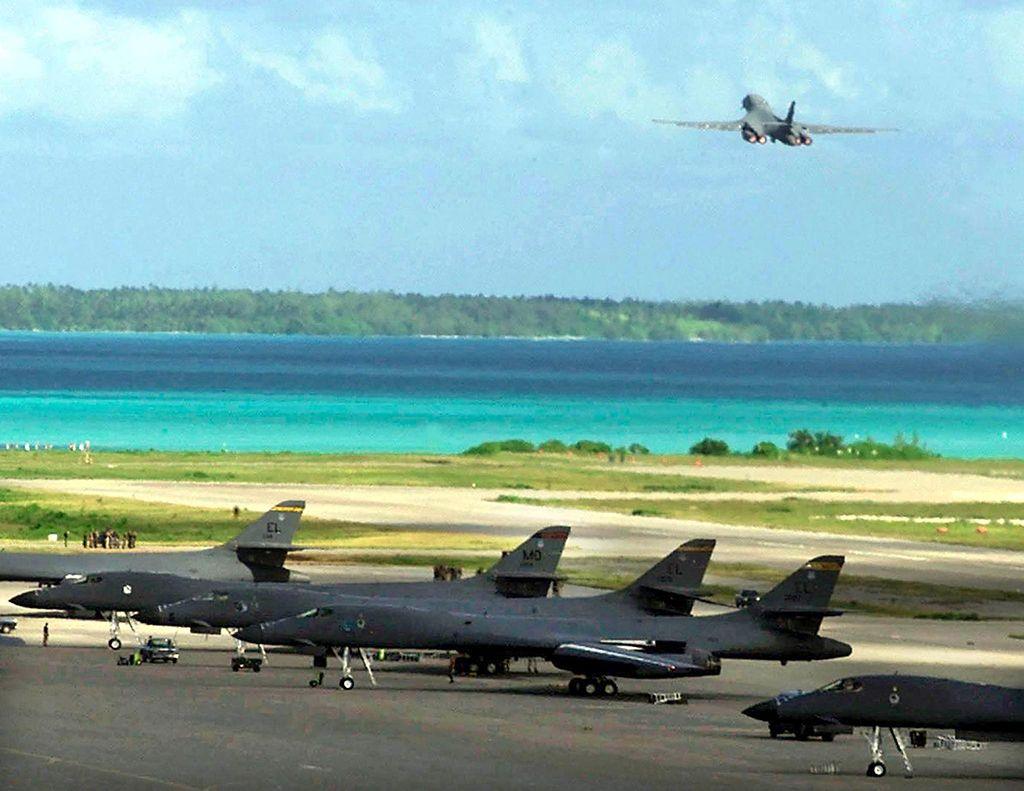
[224,501,305,554]
[622,539,716,614]
[755,555,845,633]
[785,100,796,125]
[486,526,570,597]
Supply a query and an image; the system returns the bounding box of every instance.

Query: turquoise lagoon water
[0,333,1020,457]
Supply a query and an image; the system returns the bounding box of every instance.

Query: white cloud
[557,40,679,123]
[472,17,529,83]
[0,4,219,121]
[242,31,400,113]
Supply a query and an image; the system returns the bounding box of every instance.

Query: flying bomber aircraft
[653,94,895,146]
[235,554,851,696]
[744,675,1024,777]
[0,500,309,586]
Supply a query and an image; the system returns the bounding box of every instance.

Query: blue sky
[0,1,1021,304]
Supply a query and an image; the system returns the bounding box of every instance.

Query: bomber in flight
[653,94,895,146]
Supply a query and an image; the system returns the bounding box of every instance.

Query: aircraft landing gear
[332,646,376,690]
[863,726,913,778]
[107,610,140,651]
[568,676,618,697]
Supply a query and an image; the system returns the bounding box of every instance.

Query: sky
[0,1,1022,305]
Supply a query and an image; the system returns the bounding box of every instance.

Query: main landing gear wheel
[600,679,618,697]
[867,762,886,777]
[339,676,355,691]
[108,637,122,651]
[568,678,582,695]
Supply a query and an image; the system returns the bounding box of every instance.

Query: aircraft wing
[652,119,742,131]
[797,123,897,134]
[551,641,719,679]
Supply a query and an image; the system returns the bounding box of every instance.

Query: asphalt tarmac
[1,644,1021,790]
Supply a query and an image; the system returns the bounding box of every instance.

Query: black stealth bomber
[236,554,851,696]
[653,94,895,146]
[744,674,1024,777]
[0,501,308,584]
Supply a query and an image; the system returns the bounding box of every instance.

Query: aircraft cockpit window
[818,678,862,693]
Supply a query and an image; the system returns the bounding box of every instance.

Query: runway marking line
[0,746,202,790]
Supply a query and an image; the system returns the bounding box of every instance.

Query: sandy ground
[5,477,1024,591]
[621,462,1024,503]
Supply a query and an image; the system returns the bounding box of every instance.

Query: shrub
[538,439,568,453]
[751,441,781,458]
[690,437,730,456]
[627,443,651,455]
[571,439,612,454]
[463,439,536,455]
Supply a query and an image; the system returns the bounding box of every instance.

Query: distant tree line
[0,285,1020,342]
[690,429,938,460]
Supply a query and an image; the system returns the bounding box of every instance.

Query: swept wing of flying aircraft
[653,94,895,146]
[235,554,851,696]
[744,675,1024,777]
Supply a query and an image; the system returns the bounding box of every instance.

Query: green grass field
[0,450,788,493]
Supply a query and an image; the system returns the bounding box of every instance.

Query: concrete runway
[1,644,1022,790]
[7,478,1023,591]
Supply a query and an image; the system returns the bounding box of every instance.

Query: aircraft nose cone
[10,590,39,608]
[742,699,778,722]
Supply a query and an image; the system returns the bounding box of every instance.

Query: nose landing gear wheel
[108,637,121,651]
[339,676,355,690]
[866,761,886,777]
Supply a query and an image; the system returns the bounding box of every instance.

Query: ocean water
[0,332,1020,457]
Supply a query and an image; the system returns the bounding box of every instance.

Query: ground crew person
[448,654,457,683]
[42,622,49,647]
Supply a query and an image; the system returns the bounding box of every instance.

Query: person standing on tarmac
[42,622,49,647]
[447,654,456,683]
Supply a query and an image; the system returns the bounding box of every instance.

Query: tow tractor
[231,655,263,673]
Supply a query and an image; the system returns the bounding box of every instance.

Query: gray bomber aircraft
[235,554,851,696]
[10,525,571,652]
[744,675,1024,777]
[146,537,716,683]
[653,94,895,146]
[0,501,308,586]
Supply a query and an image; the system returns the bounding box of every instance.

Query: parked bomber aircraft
[10,526,571,651]
[0,501,308,586]
[653,94,895,146]
[235,554,851,696]
[744,675,1024,777]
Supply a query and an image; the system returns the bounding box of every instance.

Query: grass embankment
[648,453,1024,479]
[0,487,504,551]
[0,450,787,493]
[497,496,1024,552]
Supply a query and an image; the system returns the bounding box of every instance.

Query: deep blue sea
[0,333,1021,457]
